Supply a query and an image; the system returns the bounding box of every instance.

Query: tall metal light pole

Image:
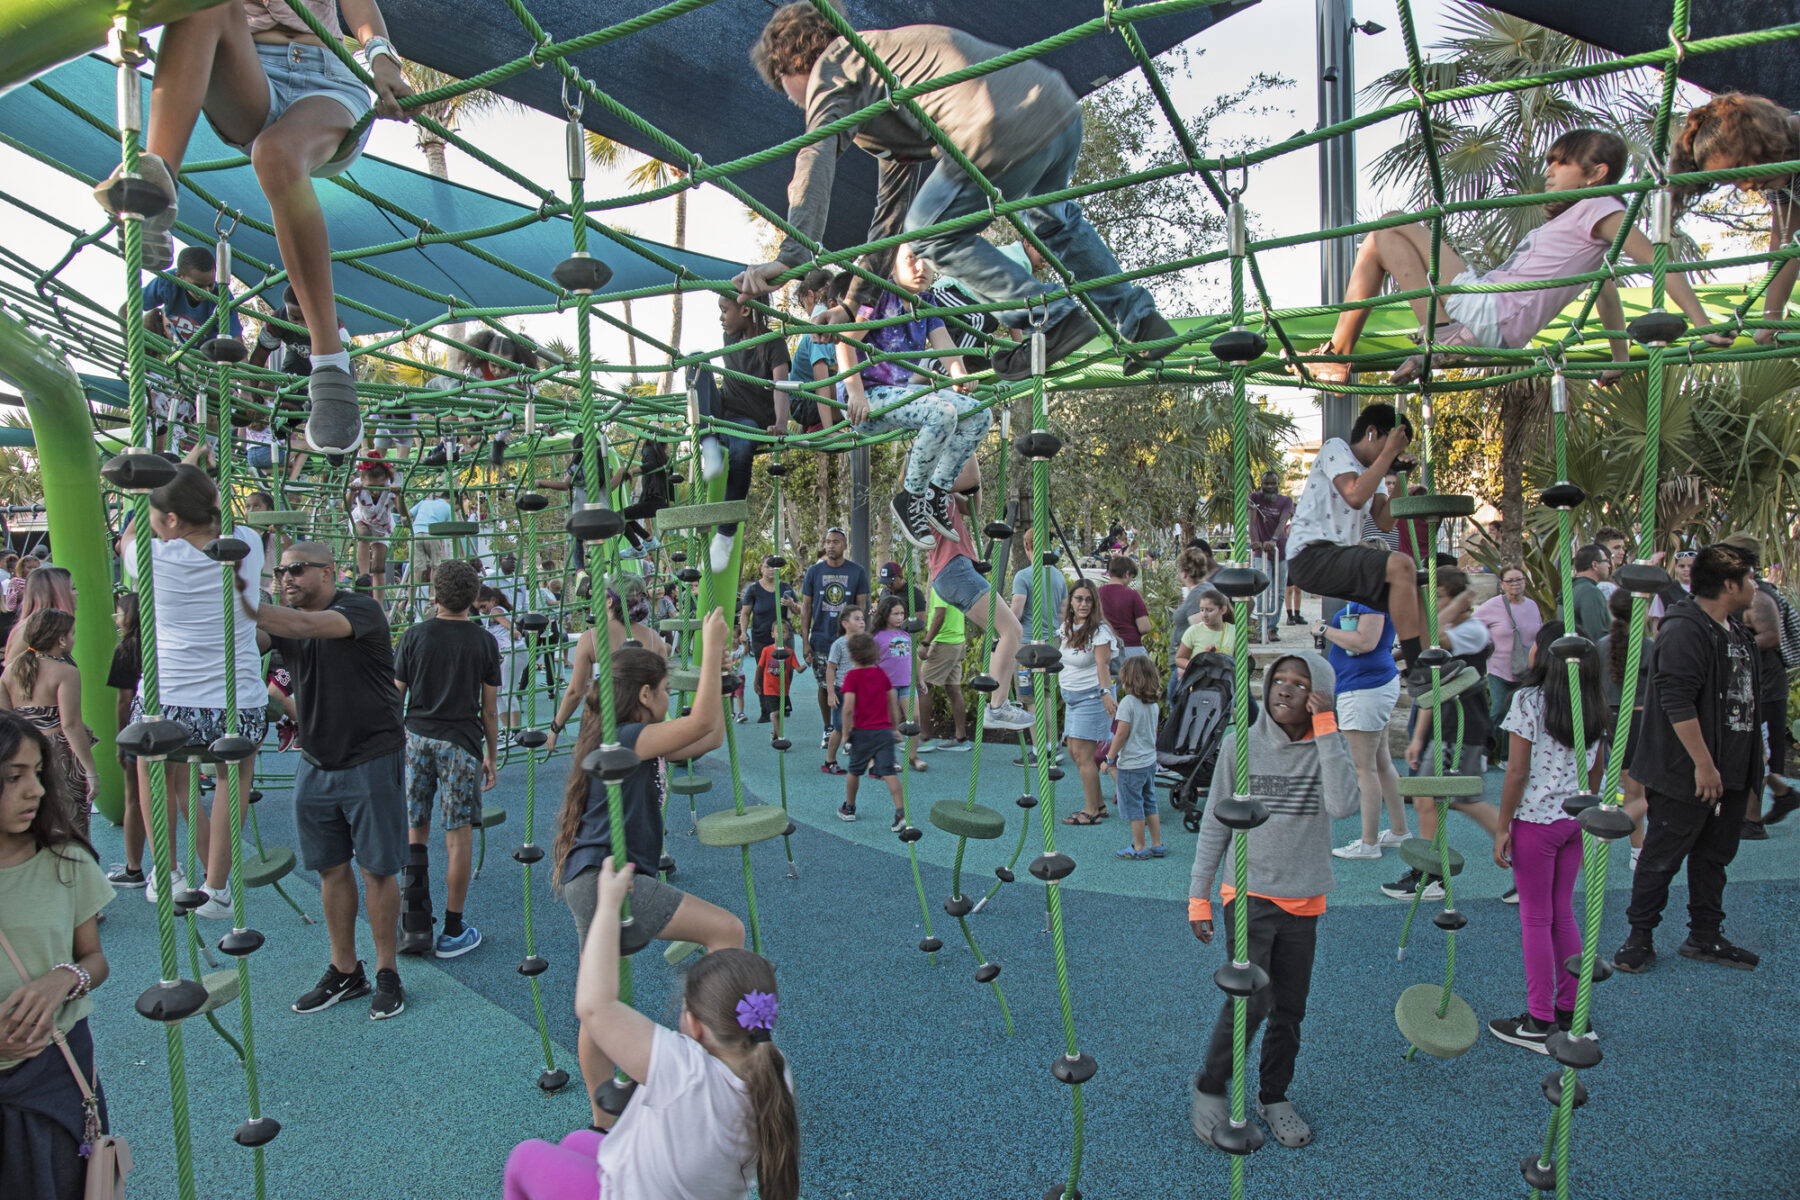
[1317,0,1359,445]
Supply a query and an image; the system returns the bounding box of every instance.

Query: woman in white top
[119,458,266,919]
[346,458,406,608]
[1057,579,1120,826]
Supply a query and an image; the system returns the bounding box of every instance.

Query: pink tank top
[242,0,342,39]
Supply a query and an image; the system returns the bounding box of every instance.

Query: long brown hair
[0,710,94,871]
[1543,128,1628,218]
[148,464,256,620]
[1061,579,1105,652]
[1671,92,1799,206]
[551,648,669,885]
[685,949,799,1200]
[11,609,74,698]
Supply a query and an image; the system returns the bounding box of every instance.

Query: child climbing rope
[94,0,417,454]
[1189,650,1356,1152]
[503,856,795,1200]
[1488,622,1604,1052]
[828,244,984,550]
[346,458,406,609]
[694,294,791,575]
[550,611,747,1131]
[735,2,1176,379]
[1302,128,1729,384]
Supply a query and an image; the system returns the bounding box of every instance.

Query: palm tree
[623,157,689,395]
[0,415,41,507]
[396,60,520,181]
[1360,2,1679,559]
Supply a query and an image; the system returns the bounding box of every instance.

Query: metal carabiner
[560,74,584,120]
[213,208,241,239]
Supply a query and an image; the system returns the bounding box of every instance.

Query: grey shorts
[565,864,684,956]
[293,748,407,877]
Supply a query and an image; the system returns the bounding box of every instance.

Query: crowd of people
[7,0,1800,1196]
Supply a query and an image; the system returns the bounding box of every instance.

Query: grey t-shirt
[1112,694,1160,771]
[1011,565,1069,642]
[826,635,854,690]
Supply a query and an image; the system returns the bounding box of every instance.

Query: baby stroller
[1158,650,1242,832]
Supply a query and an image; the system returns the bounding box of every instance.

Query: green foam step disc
[667,776,712,796]
[240,847,295,889]
[243,510,307,528]
[1397,837,1466,878]
[194,969,241,1018]
[480,806,507,829]
[1388,494,1477,519]
[1408,667,1483,708]
[696,805,789,847]
[427,521,480,536]
[654,501,751,533]
[664,940,704,966]
[1394,983,1479,1058]
[1396,775,1485,799]
[928,800,1006,840]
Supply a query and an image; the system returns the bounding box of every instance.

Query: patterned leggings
[860,383,991,494]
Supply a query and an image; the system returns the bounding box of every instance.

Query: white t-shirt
[134,527,265,710]
[1288,438,1370,559]
[1057,623,1120,692]
[1444,614,1490,657]
[1500,686,1600,825]
[596,1025,766,1200]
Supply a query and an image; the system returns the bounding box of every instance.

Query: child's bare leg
[204,757,255,890]
[444,825,472,915]
[1316,216,1467,379]
[845,774,859,810]
[1622,771,1647,849]
[1145,810,1162,847]
[1385,552,1423,645]
[883,774,904,814]
[1130,817,1146,851]
[146,6,269,173]
[371,542,388,606]
[250,97,353,358]
[1451,799,1501,837]
[947,683,966,739]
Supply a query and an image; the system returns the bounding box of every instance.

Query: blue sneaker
[434,925,482,959]
[1148,844,1168,858]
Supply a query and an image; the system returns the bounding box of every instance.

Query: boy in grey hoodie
[1189,649,1359,1151]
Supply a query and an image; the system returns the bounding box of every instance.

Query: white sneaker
[195,894,234,920]
[699,437,726,482]
[146,867,185,905]
[820,732,831,750]
[709,531,734,576]
[1420,878,1446,901]
[1331,839,1382,860]
[1377,828,1410,848]
[984,700,1034,731]
[1629,846,1641,872]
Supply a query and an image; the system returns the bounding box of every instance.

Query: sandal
[1061,810,1103,826]
[909,758,930,773]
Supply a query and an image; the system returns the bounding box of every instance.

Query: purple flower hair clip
[735,990,779,1042]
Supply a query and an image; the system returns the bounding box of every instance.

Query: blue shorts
[206,43,372,177]
[932,555,991,613]
[1113,765,1157,821]
[847,727,897,777]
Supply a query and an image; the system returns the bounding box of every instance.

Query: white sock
[311,349,351,374]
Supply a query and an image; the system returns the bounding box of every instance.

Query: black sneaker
[369,967,405,1019]
[1502,887,1519,905]
[107,865,147,888]
[1740,819,1769,841]
[293,962,371,1013]
[994,308,1099,381]
[1764,785,1800,825]
[890,490,938,550]
[890,811,906,833]
[1611,931,1655,974]
[1488,1012,1554,1053]
[1380,868,1424,899]
[924,485,957,540]
[1554,1009,1597,1036]
[1121,312,1178,376]
[1678,935,1759,970]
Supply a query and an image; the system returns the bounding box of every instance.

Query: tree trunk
[621,298,639,385]
[420,136,449,181]
[661,188,688,395]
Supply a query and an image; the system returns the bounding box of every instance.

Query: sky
[0,0,1558,450]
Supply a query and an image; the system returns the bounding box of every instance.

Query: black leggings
[1196,897,1318,1106]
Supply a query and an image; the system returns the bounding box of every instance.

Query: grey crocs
[1190,1081,1229,1146]
[305,366,364,454]
[1257,1099,1313,1148]
[94,153,178,271]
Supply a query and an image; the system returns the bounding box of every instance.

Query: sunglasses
[1675,550,1698,561]
[273,562,330,579]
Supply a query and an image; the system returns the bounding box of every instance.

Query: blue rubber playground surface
[89,702,1800,1199]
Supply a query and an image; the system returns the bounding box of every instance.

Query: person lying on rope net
[1300,128,1731,385]
[1671,92,1800,345]
[733,0,1177,380]
[95,0,416,457]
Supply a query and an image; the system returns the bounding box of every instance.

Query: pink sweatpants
[503,1129,604,1200]
[1510,817,1583,1022]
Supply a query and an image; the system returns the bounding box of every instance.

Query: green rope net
[6,1,1800,1197]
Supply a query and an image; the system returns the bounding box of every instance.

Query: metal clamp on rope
[116,60,143,137]
[1228,195,1247,259]
[1551,368,1567,414]
[523,399,537,437]
[107,19,148,67]
[1650,189,1672,246]
[565,115,586,182]
[1026,296,1049,378]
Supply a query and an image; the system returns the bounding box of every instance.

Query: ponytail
[684,949,799,1200]
[742,1040,800,1200]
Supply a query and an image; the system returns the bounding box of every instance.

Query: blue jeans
[246,442,284,470]
[904,116,1157,336]
[1114,764,1157,821]
[707,418,761,537]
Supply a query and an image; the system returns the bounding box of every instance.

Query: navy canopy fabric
[381,0,1260,254]
[0,54,744,335]
[1484,1,1800,110]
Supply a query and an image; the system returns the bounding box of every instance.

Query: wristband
[360,36,399,70]
[549,721,565,735]
[54,963,91,1000]
[256,326,281,351]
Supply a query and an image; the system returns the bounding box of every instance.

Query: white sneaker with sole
[1377,828,1410,848]
[709,531,734,576]
[1331,839,1382,860]
[984,700,1033,731]
[146,868,185,905]
[194,894,234,920]
[699,437,726,482]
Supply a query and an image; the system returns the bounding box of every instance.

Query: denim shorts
[1063,685,1114,743]
[207,43,372,177]
[932,555,990,613]
[1113,764,1157,820]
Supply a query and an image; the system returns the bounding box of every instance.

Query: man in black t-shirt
[392,560,501,960]
[257,541,410,1020]
[1618,543,1764,975]
[738,556,801,660]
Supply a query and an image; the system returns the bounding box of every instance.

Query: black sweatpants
[1625,786,1750,940]
[1196,896,1318,1106]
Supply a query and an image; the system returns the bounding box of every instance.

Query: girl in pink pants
[1488,623,1605,1053]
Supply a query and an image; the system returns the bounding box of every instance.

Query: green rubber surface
[1398,837,1466,877]
[654,500,751,533]
[927,800,1006,840]
[1394,984,1479,1058]
[667,776,713,796]
[240,847,295,888]
[695,804,789,847]
[1388,493,1477,519]
[1397,775,1485,798]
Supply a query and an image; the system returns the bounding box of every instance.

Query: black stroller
[1158,650,1248,832]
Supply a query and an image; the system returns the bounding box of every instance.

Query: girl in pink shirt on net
[1304,128,1729,385]
[503,858,798,1200]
